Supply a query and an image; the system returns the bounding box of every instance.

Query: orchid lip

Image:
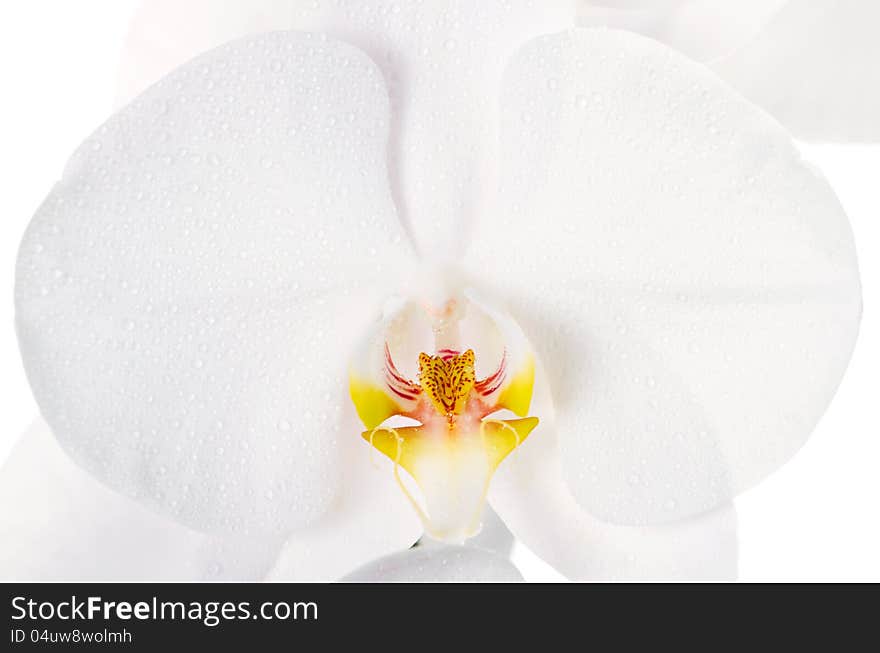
[349,299,539,544]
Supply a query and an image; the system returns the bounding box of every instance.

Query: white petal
[712,0,880,142]
[265,420,422,582]
[117,0,294,105]
[467,506,515,557]
[468,29,861,525]
[16,33,410,534]
[491,402,737,580]
[0,419,282,581]
[579,2,880,141]
[285,1,576,255]
[120,1,576,255]
[341,543,522,583]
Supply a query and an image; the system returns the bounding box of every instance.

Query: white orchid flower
[1,1,861,582]
[578,1,880,142]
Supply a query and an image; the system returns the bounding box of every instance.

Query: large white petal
[265,411,422,582]
[578,2,880,142]
[283,1,575,255]
[491,401,737,580]
[0,419,282,581]
[120,2,577,254]
[16,33,412,534]
[341,543,522,583]
[712,0,880,142]
[468,29,860,526]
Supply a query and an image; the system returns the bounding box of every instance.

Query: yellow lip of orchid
[349,318,538,544]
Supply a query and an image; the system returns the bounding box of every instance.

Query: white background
[0,1,877,581]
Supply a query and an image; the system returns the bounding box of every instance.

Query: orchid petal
[284,1,576,255]
[121,1,577,254]
[467,506,515,557]
[0,420,282,581]
[712,0,880,142]
[341,543,522,583]
[16,33,411,534]
[491,396,737,580]
[469,29,860,526]
[578,1,880,142]
[264,417,422,582]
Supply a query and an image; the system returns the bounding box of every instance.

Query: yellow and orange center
[349,345,539,543]
[418,349,476,420]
